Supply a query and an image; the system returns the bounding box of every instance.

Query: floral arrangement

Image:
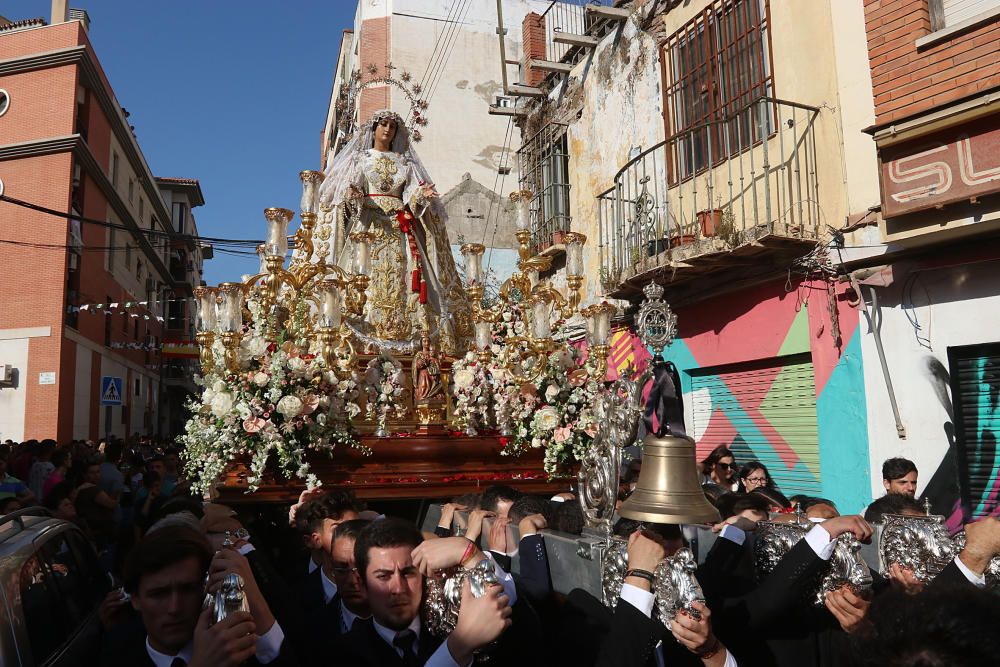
[450,292,604,477]
[509,347,602,476]
[450,352,492,434]
[180,297,368,495]
[364,353,407,433]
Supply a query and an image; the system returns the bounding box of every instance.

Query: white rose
[453,369,475,389]
[502,311,513,322]
[253,372,270,386]
[346,403,362,418]
[287,357,306,372]
[202,387,217,406]
[535,406,559,431]
[544,384,560,401]
[210,392,234,418]
[531,437,542,448]
[246,336,269,357]
[212,380,227,393]
[276,395,303,419]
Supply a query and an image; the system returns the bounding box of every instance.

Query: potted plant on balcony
[697,208,724,237]
[668,223,697,248]
[717,207,741,248]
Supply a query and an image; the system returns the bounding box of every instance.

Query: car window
[21,529,107,665]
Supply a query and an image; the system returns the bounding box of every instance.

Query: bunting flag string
[65,296,199,323]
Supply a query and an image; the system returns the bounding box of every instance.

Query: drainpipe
[854,278,906,439]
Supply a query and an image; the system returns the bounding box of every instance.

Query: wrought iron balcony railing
[596,97,822,294]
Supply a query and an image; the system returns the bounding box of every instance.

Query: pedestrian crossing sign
[100,376,123,406]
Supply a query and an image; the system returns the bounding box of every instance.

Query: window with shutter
[688,352,822,496]
[931,0,1000,28]
[948,342,1000,519]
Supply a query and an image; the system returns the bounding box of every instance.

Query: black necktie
[170,659,187,667]
[392,629,420,667]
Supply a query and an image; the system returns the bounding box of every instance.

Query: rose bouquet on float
[180,296,367,495]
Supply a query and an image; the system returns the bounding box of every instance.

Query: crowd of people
[2,435,999,667]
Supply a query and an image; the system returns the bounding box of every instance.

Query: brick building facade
[859,0,1000,522]
[0,11,207,443]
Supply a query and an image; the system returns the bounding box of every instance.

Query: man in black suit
[292,491,362,614]
[557,522,736,667]
[930,516,1000,591]
[331,517,518,666]
[104,524,294,667]
[302,519,372,665]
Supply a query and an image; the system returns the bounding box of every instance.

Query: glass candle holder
[564,232,587,278]
[531,297,552,340]
[512,190,533,231]
[475,320,492,351]
[460,243,485,285]
[264,208,294,257]
[299,170,324,214]
[217,283,244,333]
[317,279,342,330]
[590,303,615,346]
[349,231,372,276]
[193,286,218,333]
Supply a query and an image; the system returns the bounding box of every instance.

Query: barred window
[665,0,773,181]
[517,121,571,251]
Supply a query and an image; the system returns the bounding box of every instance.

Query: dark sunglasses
[716,462,735,470]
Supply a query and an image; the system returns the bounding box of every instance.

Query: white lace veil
[318,109,443,217]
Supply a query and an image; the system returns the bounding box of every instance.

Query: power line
[421,0,473,110]
[0,194,263,247]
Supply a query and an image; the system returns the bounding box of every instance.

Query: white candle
[594,309,611,346]
[320,283,342,330]
[532,300,551,339]
[195,289,217,332]
[475,321,492,350]
[515,197,531,231]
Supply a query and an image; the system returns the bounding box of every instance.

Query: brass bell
[620,433,721,525]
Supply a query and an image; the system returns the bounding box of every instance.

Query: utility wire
[0,194,263,247]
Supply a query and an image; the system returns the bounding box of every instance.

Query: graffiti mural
[657,279,871,512]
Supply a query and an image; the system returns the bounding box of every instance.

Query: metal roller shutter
[949,343,1000,519]
[689,352,822,497]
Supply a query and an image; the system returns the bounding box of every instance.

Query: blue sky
[5,0,356,283]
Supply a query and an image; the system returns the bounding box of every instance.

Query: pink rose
[243,416,267,433]
[553,426,572,444]
[299,394,320,415]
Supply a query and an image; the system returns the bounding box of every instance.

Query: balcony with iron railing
[538,1,620,69]
[597,97,822,299]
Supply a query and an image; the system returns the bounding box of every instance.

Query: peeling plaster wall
[389,0,551,197]
[561,18,666,304]
[538,0,879,306]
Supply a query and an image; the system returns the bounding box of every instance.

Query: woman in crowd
[41,448,71,500]
[700,445,737,491]
[736,461,777,494]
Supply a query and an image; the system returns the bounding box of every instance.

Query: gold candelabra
[193,170,372,378]
[458,190,614,383]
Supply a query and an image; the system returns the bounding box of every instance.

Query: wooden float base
[214,433,573,504]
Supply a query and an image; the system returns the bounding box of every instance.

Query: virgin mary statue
[317,109,471,353]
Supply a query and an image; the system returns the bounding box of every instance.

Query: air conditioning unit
[0,364,14,387]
